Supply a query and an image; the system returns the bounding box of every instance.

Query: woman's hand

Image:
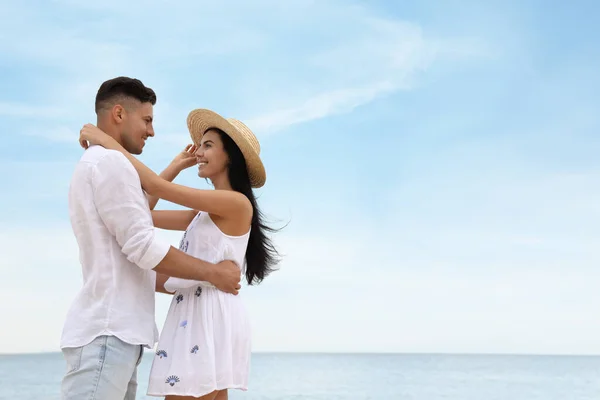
[146,144,197,210]
[171,144,198,171]
[79,124,119,150]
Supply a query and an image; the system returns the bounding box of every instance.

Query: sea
[1,352,599,399]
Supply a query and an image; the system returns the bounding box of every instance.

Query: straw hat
[187,109,266,188]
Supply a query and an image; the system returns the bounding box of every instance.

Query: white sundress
[147,211,252,397]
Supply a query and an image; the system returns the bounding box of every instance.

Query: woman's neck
[211,173,233,191]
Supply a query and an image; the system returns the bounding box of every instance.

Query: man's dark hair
[95,76,157,114]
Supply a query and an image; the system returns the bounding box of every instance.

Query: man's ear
[112,104,125,123]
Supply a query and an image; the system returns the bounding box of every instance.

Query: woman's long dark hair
[216,129,281,285]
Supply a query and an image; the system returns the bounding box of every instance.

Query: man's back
[61,145,167,349]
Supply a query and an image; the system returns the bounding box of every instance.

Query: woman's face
[195,129,229,180]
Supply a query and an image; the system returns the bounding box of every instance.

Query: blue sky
[1,0,599,354]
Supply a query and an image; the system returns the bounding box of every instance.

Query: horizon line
[2,350,600,357]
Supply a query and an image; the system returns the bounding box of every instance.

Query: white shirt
[60,145,170,349]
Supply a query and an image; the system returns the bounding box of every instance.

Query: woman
[79,109,279,400]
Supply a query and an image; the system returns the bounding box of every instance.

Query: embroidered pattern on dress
[166,375,180,386]
[178,231,189,252]
[156,350,167,359]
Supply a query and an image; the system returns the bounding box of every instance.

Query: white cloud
[0,102,65,118]
[4,184,600,356]
[240,18,461,134]
[0,0,487,145]
[240,14,494,135]
[245,81,397,133]
[22,126,79,143]
[242,239,600,355]
[2,161,76,204]
[0,225,81,353]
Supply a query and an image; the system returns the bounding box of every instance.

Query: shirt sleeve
[91,150,170,270]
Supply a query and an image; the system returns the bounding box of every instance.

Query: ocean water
[1,352,599,399]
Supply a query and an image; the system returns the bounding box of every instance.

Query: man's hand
[209,260,242,295]
[171,144,198,171]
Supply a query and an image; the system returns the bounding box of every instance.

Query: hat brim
[187,109,266,188]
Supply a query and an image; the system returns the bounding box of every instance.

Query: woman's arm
[152,210,198,231]
[152,180,251,223]
[80,124,252,222]
[147,164,179,210]
[147,144,198,210]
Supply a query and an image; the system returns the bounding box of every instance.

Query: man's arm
[92,151,241,294]
[153,248,240,295]
[155,272,172,294]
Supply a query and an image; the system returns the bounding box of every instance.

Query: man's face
[119,102,154,155]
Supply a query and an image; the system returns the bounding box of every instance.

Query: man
[60,76,241,400]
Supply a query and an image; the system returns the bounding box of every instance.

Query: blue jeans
[61,335,144,400]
